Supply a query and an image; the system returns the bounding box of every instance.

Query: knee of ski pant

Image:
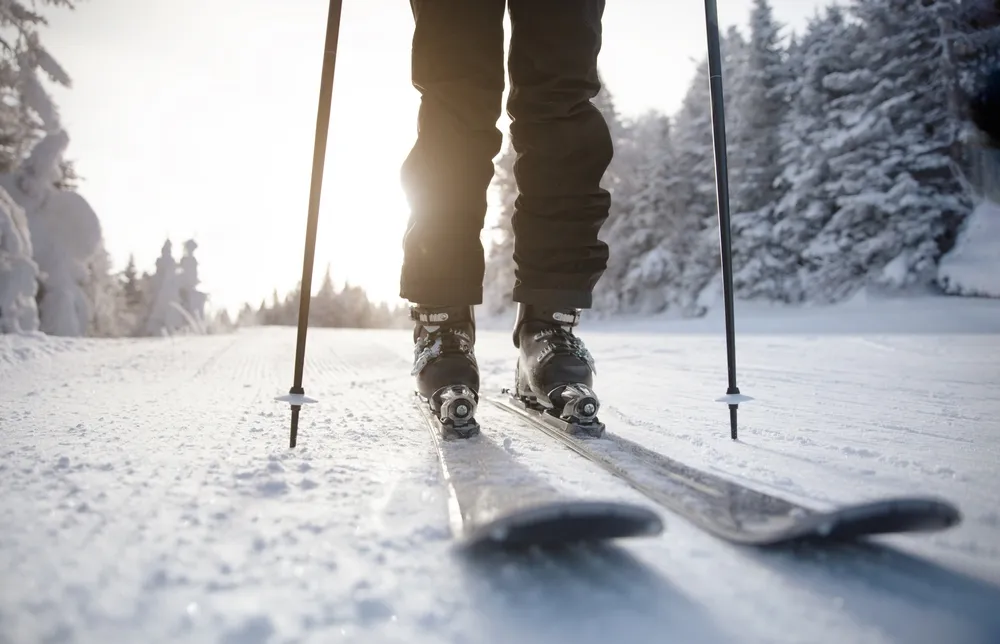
[508,97,613,169]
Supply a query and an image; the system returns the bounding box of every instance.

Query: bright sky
[45,0,822,314]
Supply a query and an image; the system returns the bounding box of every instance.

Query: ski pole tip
[278,388,314,448]
[290,405,300,448]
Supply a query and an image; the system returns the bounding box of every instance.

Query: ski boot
[411,304,480,438]
[510,304,605,437]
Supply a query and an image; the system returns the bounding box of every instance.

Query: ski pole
[703,0,751,440]
[276,0,344,448]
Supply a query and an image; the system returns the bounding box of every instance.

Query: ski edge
[414,395,470,541]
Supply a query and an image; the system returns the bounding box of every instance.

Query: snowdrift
[938,200,1000,298]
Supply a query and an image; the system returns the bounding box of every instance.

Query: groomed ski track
[2,301,1000,644]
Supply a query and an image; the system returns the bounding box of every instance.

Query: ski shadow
[747,538,1000,644]
[454,542,730,644]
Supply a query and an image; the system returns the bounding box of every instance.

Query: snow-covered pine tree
[0,183,39,332]
[591,73,690,313]
[636,60,719,316]
[950,0,1000,123]
[0,130,102,336]
[662,28,762,315]
[177,238,207,327]
[729,0,786,216]
[308,263,339,326]
[718,26,749,216]
[0,1,136,338]
[113,254,144,336]
[936,1,1000,297]
[0,0,76,173]
[601,61,710,317]
[598,112,680,313]
[119,253,148,326]
[727,0,799,301]
[798,0,972,301]
[82,243,128,337]
[210,308,233,333]
[947,0,1000,198]
[589,77,638,312]
[142,240,188,335]
[278,284,300,326]
[651,41,751,317]
[767,6,858,303]
[250,269,401,329]
[339,282,371,327]
[237,302,257,326]
[263,289,281,325]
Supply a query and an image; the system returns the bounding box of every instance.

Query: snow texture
[0,183,39,332]
[2,296,999,643]
[938,200,1000,297]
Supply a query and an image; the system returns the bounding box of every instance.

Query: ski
[413,395,664,549]
[487,393,962,546]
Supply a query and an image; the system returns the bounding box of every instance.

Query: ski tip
[716,393,753,405]
[275,393,318,406]
[460,501,664,551]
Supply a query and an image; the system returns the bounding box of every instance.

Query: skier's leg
[400,0,505,433]
[505,0,612,310]
[399,0,507,307]
[502,1,610,427]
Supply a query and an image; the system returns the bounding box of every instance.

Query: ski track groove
[2,326,999,643]
[0,329,440,643]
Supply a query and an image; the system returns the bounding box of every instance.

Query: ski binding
[418,384,480,439]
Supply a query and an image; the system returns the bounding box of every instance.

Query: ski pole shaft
[703,0,743,440]
[287,0,344,448]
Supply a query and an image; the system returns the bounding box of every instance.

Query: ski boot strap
[410,304,473,326]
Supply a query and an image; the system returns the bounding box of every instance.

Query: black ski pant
[398,0,612,309]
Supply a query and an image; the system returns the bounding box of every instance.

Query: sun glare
[315,161,410,305]
[311,68,417,305]
[300,2,511,309]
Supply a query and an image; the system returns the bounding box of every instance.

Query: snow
[583,292,1000,336]
[2,296,1000,643]
[938,200,1000,298]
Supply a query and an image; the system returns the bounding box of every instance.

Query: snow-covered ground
[2,295,1000,644]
